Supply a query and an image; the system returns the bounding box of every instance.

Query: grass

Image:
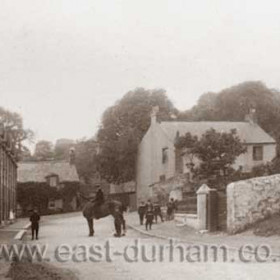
[252,213,280,237]
[7,260,78,280]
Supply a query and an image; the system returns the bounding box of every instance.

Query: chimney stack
[245,108,257,125]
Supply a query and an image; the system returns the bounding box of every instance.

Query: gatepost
[196,184,210,231]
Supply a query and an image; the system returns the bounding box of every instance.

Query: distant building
[136,109,277,203]
[17,160,80,214]
[0,127,17,225]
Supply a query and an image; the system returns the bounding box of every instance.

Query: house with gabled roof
[17,160,80,214]
[136,109,277,203]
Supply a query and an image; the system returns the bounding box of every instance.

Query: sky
[1,0,280,148]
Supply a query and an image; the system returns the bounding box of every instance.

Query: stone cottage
[136,109,276,203]
[17,160,80,214]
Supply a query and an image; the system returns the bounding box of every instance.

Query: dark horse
[82,199,126,237]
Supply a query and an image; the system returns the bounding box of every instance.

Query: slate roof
[160,121,276,144]
[17,160,80,183]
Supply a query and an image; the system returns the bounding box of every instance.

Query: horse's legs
[87,218,94,236]
[122,214,126,234]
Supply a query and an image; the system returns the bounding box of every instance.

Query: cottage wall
[232,143,276,172]
[227,174,280,233]
[182,143,276,174]
[136,122,175,203]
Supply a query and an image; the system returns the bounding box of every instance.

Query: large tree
[97,88,178,183]
[0,106,33,158]
[178,81,280,139]
[54,138,75,160]
[75,139,99,184]
[33,140,54,160]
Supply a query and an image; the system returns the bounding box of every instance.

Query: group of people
[138,198,177,231]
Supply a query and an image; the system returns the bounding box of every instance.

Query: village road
[23,213,280,280]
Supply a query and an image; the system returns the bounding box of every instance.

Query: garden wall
[227,174,280,233]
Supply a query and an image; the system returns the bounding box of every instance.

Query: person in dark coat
[153,203,164,223]
[145,199,153,211]
[113,205,124,237]
[30,209,40,240]
[138,201,146,225]
[145,205,154,230]
[94,187,105,218]
[95,187,104,205]
[166,201,173,221]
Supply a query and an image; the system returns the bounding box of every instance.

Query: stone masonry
[227,174,280,233]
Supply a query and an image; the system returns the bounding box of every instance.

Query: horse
[82,199,126,237]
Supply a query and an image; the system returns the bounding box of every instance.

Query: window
[253,146,263,161]
[49,201,55,208]
[162,147,168,164]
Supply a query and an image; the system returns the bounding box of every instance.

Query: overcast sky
[1,0,280,147]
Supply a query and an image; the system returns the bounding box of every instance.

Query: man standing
[153,202,164,223]
[30,209,40,240]
[138,201,146,225]
[113,205,124,237]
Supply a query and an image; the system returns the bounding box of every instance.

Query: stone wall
[227,174,280,233]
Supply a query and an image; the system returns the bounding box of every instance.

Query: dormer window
[46,174,59,187]
[50,176,58,187]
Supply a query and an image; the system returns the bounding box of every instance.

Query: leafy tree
[176,129,247,183]
[97,88,178,183]
[33,140,54,160]
[54,138,75,160]
[75,139,99,183]
[178,81,280,139]
[0,106,33,158]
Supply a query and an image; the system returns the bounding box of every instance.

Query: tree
[33,140,54,160]
[0,106,33,158]
[54,138,75,160]
[75,139,99,184]
[176,129,247,183]
[97,88,178,183]
[179,81,280,138]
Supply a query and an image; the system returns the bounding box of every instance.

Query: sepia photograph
[1,0,280,279]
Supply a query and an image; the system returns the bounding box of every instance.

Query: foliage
[33,140,54,160]
[17,183,59,213]
[0,106,33,159]
[176,129,247,182]
[17,182,79,215]
[178,81,280,140]
[97,88,177,183]
[75,139,99,183]
[54,138,75,160]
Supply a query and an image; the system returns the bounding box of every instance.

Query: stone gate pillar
[196,184,210,231]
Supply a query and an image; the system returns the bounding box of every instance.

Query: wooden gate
[217,190,227,231]
[176,191,197,214]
